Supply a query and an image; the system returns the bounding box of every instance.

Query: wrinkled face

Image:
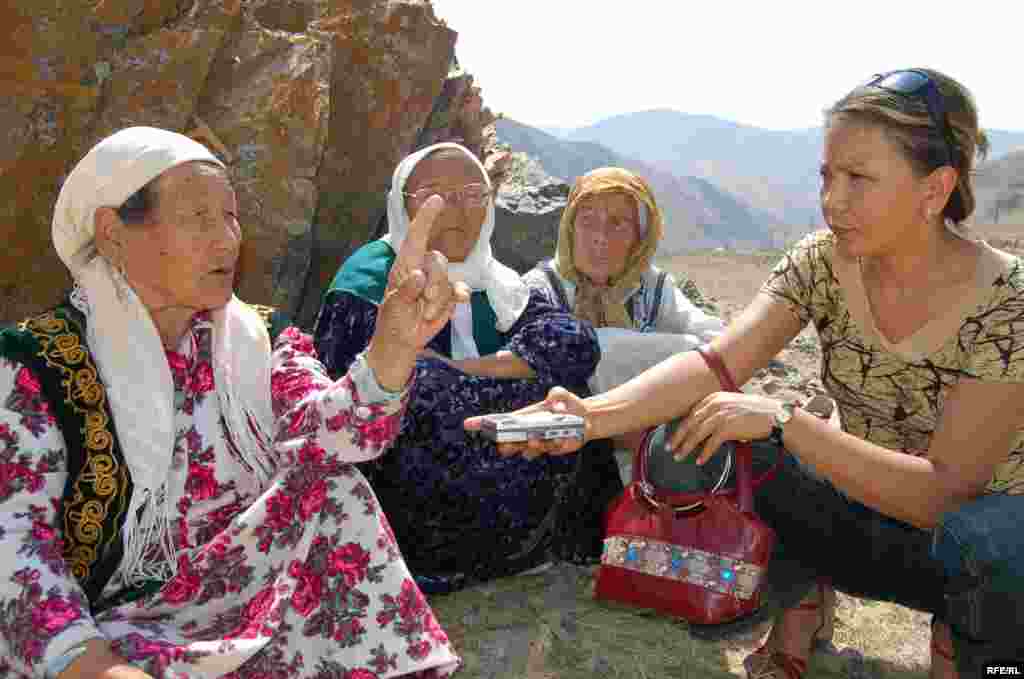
[820,119,932,259]
[120,162,241,313]
[572,191,641,285]
[404,150,489,263]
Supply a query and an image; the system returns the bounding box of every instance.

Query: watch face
[803,395,835,419]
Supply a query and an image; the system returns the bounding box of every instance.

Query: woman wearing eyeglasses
[313,143,623,593]
[468,70,1024,677]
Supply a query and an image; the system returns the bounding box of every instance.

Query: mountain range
[496,118,779,253]
[974,149,1024,224]
[498,111,1024,251]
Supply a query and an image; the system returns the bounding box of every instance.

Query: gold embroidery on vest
[21,311,127,584]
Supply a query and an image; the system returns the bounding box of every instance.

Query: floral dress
[0,313,459,678]
[314,289,623,593]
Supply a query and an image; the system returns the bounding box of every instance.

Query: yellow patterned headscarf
[555,167,664,328]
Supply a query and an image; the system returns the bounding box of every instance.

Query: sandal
[744,580,836,679]
[930,620,958,679]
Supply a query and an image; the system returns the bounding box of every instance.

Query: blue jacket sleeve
[312,291,379,381]
[503,289,600,387]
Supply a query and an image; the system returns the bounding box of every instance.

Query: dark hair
[826,68,990,225]
[116,180,157,225]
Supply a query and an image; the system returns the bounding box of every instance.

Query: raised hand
[464,387,592,460]
[366,195,470,391]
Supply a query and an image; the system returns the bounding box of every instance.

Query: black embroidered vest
[0,302,132,607]
[0,299,281,610]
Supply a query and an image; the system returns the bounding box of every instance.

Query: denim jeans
[932,492,1024,674]
[740,445,1024,670]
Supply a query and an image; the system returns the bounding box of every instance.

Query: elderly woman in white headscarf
[313,143,622,594]
[0,127,463,678]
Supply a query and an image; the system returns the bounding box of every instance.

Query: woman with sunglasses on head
[313,143,623,593]
[468,69,1024,677]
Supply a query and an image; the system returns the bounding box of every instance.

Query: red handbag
[594,345,781,625]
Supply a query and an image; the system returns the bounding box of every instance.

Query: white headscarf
[52,127,276,588]
[382,142,529,332]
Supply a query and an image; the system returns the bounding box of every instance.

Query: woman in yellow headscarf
[524,167,723,394]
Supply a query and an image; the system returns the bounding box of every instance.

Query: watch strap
[769,402,797,447]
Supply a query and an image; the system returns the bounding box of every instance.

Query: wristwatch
[769,402,797,447]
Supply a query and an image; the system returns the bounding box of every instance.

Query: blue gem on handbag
[601,536,764,600]
[670,549,684,572]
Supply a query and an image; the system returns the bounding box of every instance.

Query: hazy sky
[431,1,1022,132]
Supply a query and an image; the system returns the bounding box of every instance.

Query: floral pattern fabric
[0,316,459,678]
[313,289,623,591]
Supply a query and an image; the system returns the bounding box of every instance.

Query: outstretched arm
[586,291,802,439]
[465,290,805,452]
[762,379,1024,529]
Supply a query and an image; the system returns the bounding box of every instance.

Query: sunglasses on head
[866,69,957,166]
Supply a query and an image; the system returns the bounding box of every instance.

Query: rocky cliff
[0,0,513,327]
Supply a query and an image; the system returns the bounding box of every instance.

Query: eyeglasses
[402,183,490,207]
[866,69,957,166]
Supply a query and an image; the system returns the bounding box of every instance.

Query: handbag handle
[695,345,755,513]
[633,344,781,514]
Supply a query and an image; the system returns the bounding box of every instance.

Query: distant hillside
[539,125,574,139]
[566,109,1024,231]
[495,119,620,182]
[495,118,776,252]
[974,149,1024,225]
[566,110,824,229]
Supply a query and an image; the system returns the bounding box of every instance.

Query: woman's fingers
[667,394,713,451]
[522,438,569,460]
[495,439,572,459]
[466,387,589,458]
[544,437,584,456]
[394,194,443,273]
[671,398,721,462]
[452,280,471,305]
[420,250,452,321]
[464,398,548,433]
[390,267,427,305]
[544,387,586,417]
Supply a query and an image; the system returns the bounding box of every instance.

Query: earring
[109,258,130,304]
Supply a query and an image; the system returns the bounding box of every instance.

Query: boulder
[0,0,572,329]
[0,0,469,328]
[0,0,238,321]
[194,8,332,317]
[492,154,569,274]
[293,0,456,328]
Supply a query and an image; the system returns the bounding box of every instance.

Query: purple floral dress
[0,315,459,678]
[314,289,623,593]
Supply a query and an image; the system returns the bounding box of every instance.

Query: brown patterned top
[763,230,1024,495]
